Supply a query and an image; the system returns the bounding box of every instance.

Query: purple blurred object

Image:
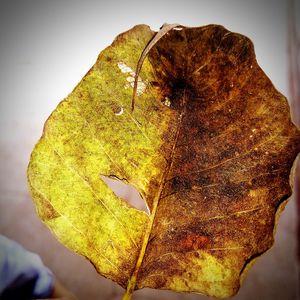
[0,234,54,299]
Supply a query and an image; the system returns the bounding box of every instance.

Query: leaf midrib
[122,27,190,299]
[122,99,187,300]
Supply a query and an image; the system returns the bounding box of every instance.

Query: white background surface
[0,0,299,299]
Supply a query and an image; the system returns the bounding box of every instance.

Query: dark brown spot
[221,181,249,199]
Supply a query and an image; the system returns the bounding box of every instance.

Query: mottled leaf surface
[28,25,300,299]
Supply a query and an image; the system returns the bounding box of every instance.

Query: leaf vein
[31,185,119,270]
[52,147,138,248]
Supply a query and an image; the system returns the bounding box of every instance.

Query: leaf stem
[122,110,184,299]
[131,23,180,111]
[121,186,162,300]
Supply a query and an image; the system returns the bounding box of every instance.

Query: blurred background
[0,0,299,299]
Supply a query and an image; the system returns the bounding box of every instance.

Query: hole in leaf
[100,175,149,214]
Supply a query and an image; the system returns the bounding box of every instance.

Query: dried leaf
[28,25,300,299]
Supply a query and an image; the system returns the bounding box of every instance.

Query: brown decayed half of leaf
[134,25,300,296]
[27,24,300,299]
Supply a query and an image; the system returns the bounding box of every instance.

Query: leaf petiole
[131,23,181,111]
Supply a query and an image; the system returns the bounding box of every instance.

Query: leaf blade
[28,24,300,299]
